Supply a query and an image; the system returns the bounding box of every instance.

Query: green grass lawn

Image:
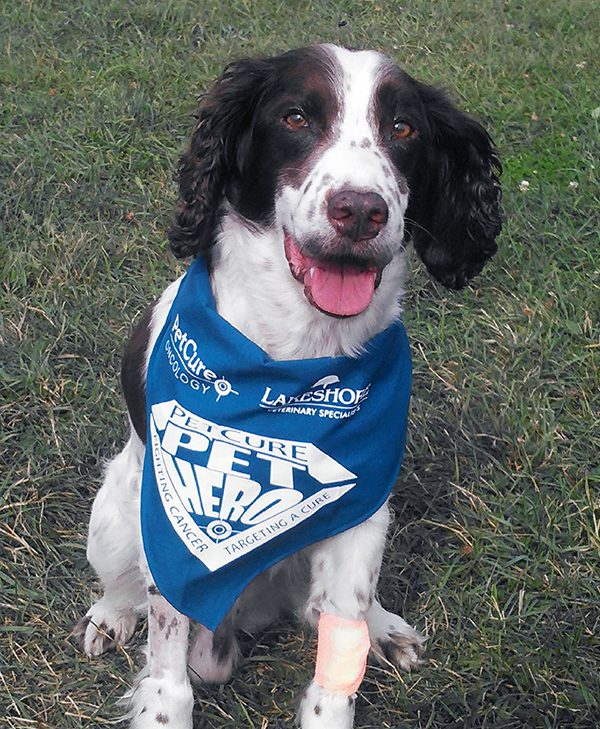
[1,1,598,727]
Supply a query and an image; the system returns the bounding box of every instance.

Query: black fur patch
[121,302,155,442]
[168,46,340,259]
[212,622,234,664]
[165,617,179,640]
[374,66,502,288]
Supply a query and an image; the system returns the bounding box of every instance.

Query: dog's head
[169,44,502,316]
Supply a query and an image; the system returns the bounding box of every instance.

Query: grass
[1,0,598,727]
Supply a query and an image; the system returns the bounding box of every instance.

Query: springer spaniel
[76,44,501,729]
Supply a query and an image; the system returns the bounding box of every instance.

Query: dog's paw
[74,600,138,657]
[121,676,193,729]
[298,680,355,729]
[367,604,426,671]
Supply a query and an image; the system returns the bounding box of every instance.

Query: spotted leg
[298,504,390,729]
[124,587,194,729]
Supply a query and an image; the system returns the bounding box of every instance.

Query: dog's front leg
[298,504,390,729]
[126,587,193,729]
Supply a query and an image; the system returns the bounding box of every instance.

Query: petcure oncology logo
[260,375,371,419]
[164,314,238,400]
[150,400,357,572]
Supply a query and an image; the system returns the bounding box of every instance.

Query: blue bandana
[141,258,411,631]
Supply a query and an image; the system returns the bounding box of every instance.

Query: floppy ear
[406,84,502,289]
[168,58,274,259]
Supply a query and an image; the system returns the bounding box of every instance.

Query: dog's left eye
[283,110,309,130]
[391,119,415,140]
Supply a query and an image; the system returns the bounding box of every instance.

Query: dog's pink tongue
[306,261,376,316]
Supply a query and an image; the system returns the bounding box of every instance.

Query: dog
[75,44,501,729]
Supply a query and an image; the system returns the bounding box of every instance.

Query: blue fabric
[141,258,411,631]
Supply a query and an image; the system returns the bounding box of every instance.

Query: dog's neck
[209,212,407,361]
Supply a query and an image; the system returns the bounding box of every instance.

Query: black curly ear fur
[168,58,274,259]
[406,84,502,289]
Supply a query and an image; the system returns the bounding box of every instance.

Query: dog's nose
[327,190,389,241]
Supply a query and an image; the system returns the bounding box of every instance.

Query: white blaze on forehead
[326,45,386,142]
[308,45,400,203]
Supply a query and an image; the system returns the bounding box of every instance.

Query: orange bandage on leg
[314,613,370,695]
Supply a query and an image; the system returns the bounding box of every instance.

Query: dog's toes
[121,676,194,729]
[74,601,138,657]
[366,604,426,671]
[371,626,426,671]
[298,680,355,729]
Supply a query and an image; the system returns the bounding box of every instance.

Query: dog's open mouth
[284,234,383,317]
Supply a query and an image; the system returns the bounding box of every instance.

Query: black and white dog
[76,44,501,729]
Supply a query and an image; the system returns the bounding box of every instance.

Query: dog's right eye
[391,119,416,141]
[283,110,309,130]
